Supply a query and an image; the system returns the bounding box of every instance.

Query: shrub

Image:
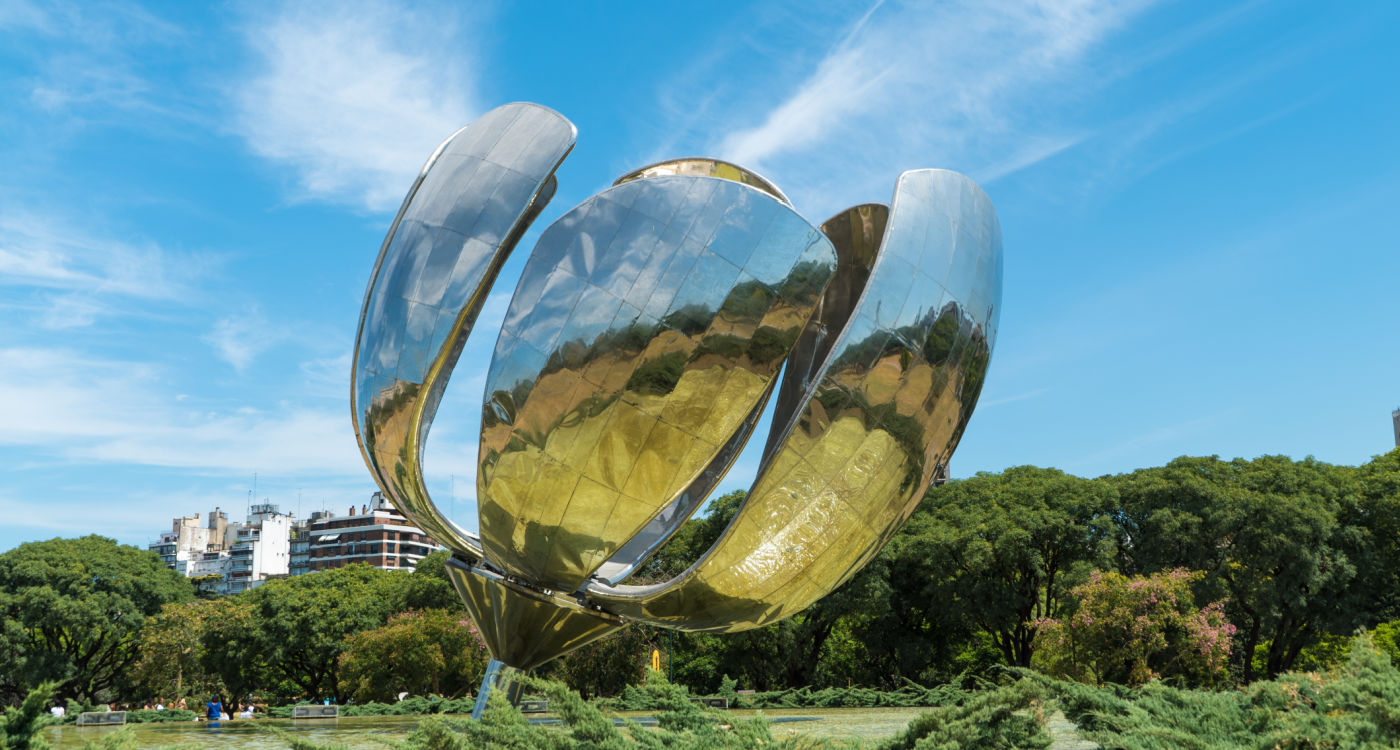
[337,609,488,703]
[1040,632,1400,749]
[1034,568,1234,686]
[1,681,57,750]
[876,677,1051,750]
[122,708,198,723]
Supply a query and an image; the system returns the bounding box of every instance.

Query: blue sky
[2,0,1397,553]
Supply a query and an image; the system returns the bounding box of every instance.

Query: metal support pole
[471,658,525,720]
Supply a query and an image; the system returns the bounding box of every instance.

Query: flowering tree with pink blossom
[1033,568,1234,686]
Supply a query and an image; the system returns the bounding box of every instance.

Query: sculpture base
[446,555,624,674]
[471,659,526,720]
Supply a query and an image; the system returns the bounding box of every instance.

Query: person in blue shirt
[206,695,222,722]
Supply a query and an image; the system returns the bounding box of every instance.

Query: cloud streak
[232,0,481,212]
[0,348,364,478]
[707,0,1157,214]
[204,308,283,372]
[0,207,210,309]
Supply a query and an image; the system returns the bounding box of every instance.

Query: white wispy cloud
[232,0,481,212]
[0,208,210,311]
[301,352,354,399]
[706,0,1157,213]
[204,308,282,372]
[0,348,365,477]
[0,0,54,33]
[978,387,1050,409]
[1,1,192,120]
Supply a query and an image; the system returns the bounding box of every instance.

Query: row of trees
[623,450,1400,693]
[0,537,483,707]
[3,449,1398,707]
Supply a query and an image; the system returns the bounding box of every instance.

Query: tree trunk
[1241,617,1262,683]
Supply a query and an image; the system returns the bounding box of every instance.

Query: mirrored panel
[587,169,1002,631]
[352,102,577,561]
[478,175,836,591]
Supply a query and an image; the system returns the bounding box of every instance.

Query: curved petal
[352,102,576,560]
[614,158,791,206]
[477,175,837,591]
[586,169,1002,631]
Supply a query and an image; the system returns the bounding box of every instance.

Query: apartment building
[307,492,437,572]
[148,503,293,596]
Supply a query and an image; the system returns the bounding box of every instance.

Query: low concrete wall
[292,705,340,719]
[76,711,127,726]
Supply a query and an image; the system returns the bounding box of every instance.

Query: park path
[1045,708,1099,750]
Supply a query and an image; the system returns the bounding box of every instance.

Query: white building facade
[148,503,294,596]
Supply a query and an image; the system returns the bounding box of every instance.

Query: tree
[189,574,223,600]
[234,564,403,701]
[1114,455,1362,681]
[198,596,266,703]
[0,536,192,704]
[896,467,1119,668]
[551,624,654,699]
[1351,448,1400,622]
[399,550,465,611]
[1034,568,1234,686]
[337,609,488,703]
[130,600,227,703]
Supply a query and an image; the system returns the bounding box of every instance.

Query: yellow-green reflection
[352,99,1000,672]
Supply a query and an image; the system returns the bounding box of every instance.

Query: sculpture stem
[471,659,526,720]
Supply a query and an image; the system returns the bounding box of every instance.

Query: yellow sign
[651,649,661,672]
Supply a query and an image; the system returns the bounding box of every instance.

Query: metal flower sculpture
[352,103,1001,690]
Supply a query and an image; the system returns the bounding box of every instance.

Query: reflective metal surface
[586,170,1000,631]
[445,556,622,673]
[615,158,791,205]
[479,175,835,592]
[353,103,1001,670]
[352,102,575,561]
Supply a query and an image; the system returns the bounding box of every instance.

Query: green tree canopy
[550,624,654,699]
[1034,568,1234,686]
[214,564,406,702]
[337,608,489,703]
[0,535,192,705]
[399,549,465,611]
[130,599,228,703]
[895,466,1119,668]
[1114,455,1362,680]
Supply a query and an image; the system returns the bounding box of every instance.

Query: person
[239,703,254,719]
[206,695,222,722]
[156,701,165,711]
[176,697,187,710]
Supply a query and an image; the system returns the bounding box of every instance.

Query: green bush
[121,709,198,723]
[1040,632,1400,749]
[264,696,476,719]
[1,681,57,750]
[607,678,965,710]
[339,696,476,716]
[876,677,1050,750]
